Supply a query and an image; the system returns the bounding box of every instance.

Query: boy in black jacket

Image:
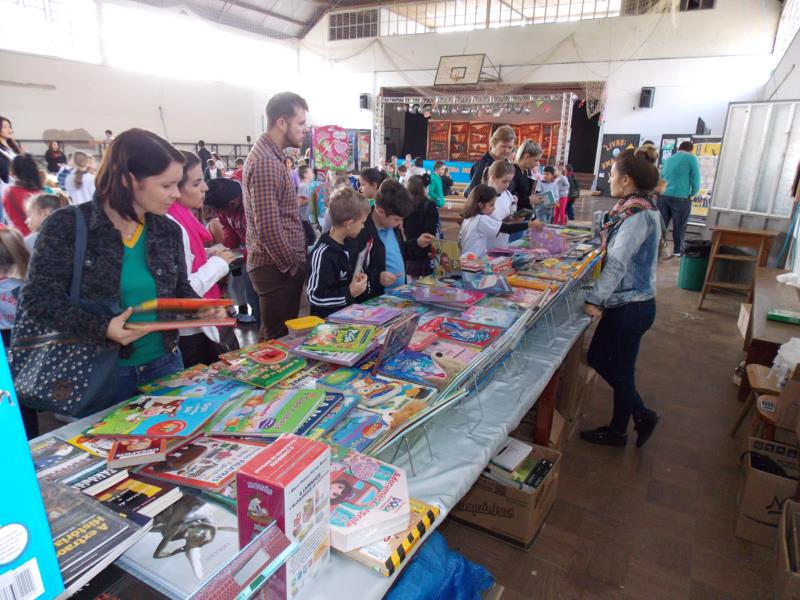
[355,179,435,301]
[306,188,370,318]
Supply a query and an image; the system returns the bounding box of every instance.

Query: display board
[468,123,492,161]
[449,122,469,161]
[690,136,722,219]
[596,134,640,194]
[427,122,450,161]
[658,134,693,166]
[427,120,561,162]
[312,126,351,170]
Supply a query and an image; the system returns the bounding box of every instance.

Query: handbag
[10,206,120,418]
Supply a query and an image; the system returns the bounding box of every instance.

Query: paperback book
[217,342,307,389]
[508,287,546,309]
[371,313,421,374]
[419,316,503,349]
[323,407,391,453]
[139,436,266,491]
[478,296,522,313]
[30,437,98,480]
[376,349,456,389]
[294,393,346,437]
[95,474,182,519]
[275,361,337,390]
[461,272,513,295]
[301,323,377,354]
[124,317,236,332]
[288,336,379,367]
[317,367,436,408]
[107,438,168,469]
[506,273,554,291]
[345,498,440,576]
[139,363,245,398]
[422,339,480,366]
[364,294,429,315]
[431,239,461,277]
[328,304,405,326]
[305,395,360,440]
[413,285,483,310]
[460,305,519,329]
[206,388,326,439]
[66,434,116,459]
[62,461,128,497]
[408,329,437,352]
[324,441,410,551]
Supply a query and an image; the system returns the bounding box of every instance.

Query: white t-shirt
[488,190,516,249]
[65,170,96,205]
[459,214,502,257]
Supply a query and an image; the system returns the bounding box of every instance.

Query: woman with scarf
[168,151,236,367]
[581,145,662,449]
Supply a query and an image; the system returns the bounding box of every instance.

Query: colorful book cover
[317,367,436,407]
[218,342,307,390]
[66,434,116,459]
[461,272,513,295]
[431,239,461,277]
[83,394,226,439]
[305,395,360,440]
[419,316,502,349]
[107,437,168,469]
[301,323,377,354]
[206,388,326,439]
[346,499,440,576]
[359,391,429,428]
[294,393,346,437]
[328,304,404,326]
[139,436,266,491]
[372,313,421,375]
[461,305,518,329]
[275,361,337,390]
[413,285,483,308]
[139,363,243,397]
[95,474,180,517]
[385,284,416,300]
[376,349,454,389]
[323,408,391,453]
[408,329,437,352]
[118,491,241,599]
[289,339,377,368]
[507,273,555,291]
[323,441,410,551]
[478,296,523,313]
[508,287,546,309]
[423,339,480,365]
[29,436,97,479]
[3,351,64,598]
[364,294,429,315]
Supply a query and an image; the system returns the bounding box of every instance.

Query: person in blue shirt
[659,141,700,257]
[353,179,435,300]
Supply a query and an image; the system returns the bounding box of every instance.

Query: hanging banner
[312,126,350,170]
[597,134,640,193]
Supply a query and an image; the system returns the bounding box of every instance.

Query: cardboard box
[747,419,800,479]
[735,450,798,547]
[450,444,561,550]
[775,500,800,600]
[237,435,331,600]
[509,409,567,451]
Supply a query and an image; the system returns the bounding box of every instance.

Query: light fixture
[422,103,432,118]
[410,103,419,114]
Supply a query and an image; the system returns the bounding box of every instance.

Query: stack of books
[483,437,556,492]
[414,285,484,310]
[216,341,308,389]
[290,323,380,366]
[328,304,405,326]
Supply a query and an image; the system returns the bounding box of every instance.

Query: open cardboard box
[449,444,561,551]
[776,499,800,600]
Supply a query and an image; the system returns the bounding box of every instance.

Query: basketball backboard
[434,54,486,86]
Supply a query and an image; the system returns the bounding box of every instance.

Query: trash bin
[678,240,711,292]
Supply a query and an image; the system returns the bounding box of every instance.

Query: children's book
[323,408,391,453]
[461,272,513,295]
[95,474,182,519]
[107,438,169,469]
[124,317,236,332]
[408,329,437,352]
[385,284,416,300]
[66,434,116,459]
[288,337,378,367]
[275,361,338,390]
[359,391,429,428]
[62,461,129,497]
[345,499,440,576]
[117,491,241,599]
[460,305,519,329]
[413,285,484,310]
[130,298,233,313]
[364,294,429,315]
[317,367,436,408]
[306,395,360,440]
[478,296,523,313]
[29,436,98,479]
[206,388,326,439]
[328,304,405,326]
[302,323,377,354]
[419,316,503,350]
[83,394,226,439]
[294,393,346,437]
[431,239,461,277]
[354,237,372,277]
[507,273,556,291]
[139,436,266,491]
[371,313,421,375]
[423,339,480,366]
[323,441,410,551]
[217,342,307,389]
[376,349,456,389]
[507,287,546,309]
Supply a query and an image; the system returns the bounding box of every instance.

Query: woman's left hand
[584,303,603,318]
[198,307,229,321]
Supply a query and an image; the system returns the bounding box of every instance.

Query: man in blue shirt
[660,141,701,257]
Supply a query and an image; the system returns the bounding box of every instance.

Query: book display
[19,221,602,600]
[426,120,562,161]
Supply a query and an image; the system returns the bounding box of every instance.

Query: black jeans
[658,195,691,254]
[587,299,656,435]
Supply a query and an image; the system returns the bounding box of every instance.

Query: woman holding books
[580,145,662,449]
[14,129,223,407]
[168,151,237,368]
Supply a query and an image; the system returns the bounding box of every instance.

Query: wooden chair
[730,364,782,437]
[755,395,780,441]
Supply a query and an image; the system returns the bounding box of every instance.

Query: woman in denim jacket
[581,145,662,448]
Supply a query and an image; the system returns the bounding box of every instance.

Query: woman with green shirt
[428,161,446,208]
[16,129,219,405]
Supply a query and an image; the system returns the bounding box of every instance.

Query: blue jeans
[116,348,183,403]
[587,299,655,434]
[658,195,691,254]
[566,200,575,220]
[509,230,526,243]
[535,205,553,224]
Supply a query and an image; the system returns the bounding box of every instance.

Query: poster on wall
[346,129,357,172]
[357,130,370,169]
[689,137,722,219]
[597,134,640,193]
[659,134,693,166]
[312,126,351,170]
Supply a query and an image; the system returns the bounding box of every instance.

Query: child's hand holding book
[349,273,368,297]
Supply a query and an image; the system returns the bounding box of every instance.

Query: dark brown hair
[72,151,90,189]
[433,160,445,171]
[266,92,309,128]
[95,128,184,222]
[376,178,414,218]
[406,175,429,210]
[178,151,202,189]
[0,228,29,279]
[11,154,43,190]
[462,184,497,219]
[678,141,694,152]
[0,117,21,154]
[360,167,384,186]
[614,146,660,192]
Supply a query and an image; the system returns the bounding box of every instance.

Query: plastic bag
[386,532,494,600]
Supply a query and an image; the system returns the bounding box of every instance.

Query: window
[329,9,379,41]
[0,0,100,62]
[774,0,800,60]
[678,0,714,10]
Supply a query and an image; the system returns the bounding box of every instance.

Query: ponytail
[614,146,661,192]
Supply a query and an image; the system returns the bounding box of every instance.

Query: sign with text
[596,134,640,194]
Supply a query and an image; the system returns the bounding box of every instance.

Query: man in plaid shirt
[243,92,309,339]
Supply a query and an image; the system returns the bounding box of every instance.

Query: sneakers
[634,409,659,448]
[237,313,257,324]
[580,426,627,447]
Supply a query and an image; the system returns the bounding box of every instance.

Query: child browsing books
[565,163,581,221]
[483,160,517,247]
[307,187,371,318]
[0,228,29,345]
[459,185,532,257]
[555,165,571,225]
[534,166,559,225]
[297,165,317,248]
[25,192,69,253]
[404,175,439,278]
[428,161,446,208]
[354,179,435,300]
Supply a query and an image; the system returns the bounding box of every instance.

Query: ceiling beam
[224,0,307,27]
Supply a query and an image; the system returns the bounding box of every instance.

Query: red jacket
[2,185,34,236]
[219,208,247,258]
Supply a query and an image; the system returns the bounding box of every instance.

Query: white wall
[764,28,800,100]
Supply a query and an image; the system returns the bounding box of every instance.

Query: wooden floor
[439,197,775,599]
